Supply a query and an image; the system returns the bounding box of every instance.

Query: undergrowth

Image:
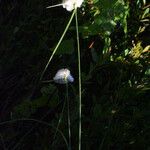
[0,0,149,150]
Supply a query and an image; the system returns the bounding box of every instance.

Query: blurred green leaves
[80,0,129,38]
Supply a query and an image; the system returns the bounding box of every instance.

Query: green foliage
[0,0,149,149]
[13,84,59,118]
[80,0,129,38]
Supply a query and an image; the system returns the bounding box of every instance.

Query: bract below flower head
[62,0,84,11]
[53,68,74,84]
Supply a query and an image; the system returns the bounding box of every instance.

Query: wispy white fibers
[62,0,84,11]
[53,68,74,84]
[47,0,84,11]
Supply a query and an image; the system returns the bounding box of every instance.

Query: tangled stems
[15,7,82,150]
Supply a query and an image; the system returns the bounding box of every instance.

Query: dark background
[0,0,150,149]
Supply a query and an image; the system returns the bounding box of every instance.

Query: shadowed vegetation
[0,0,149,149]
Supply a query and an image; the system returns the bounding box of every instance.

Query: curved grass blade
[40,9,76,81]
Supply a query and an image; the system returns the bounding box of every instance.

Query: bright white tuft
[63,0,84,11]
[53,68,74,84]
[47,0,84,11]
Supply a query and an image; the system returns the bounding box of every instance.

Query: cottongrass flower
[46,0,84,11]
[62,0,84,11]
[53,68,74,84]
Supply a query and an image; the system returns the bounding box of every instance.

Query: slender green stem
[52,95,67,146]
[66,83,71,150]
[46,3,63,9]
[39,9,76,81]
[75,9,82,150]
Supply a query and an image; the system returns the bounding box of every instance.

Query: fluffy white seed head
[47,0,84,11]
[62,0,84,11]
[53,68,74,84]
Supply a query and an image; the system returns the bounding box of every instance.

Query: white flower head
[53,68,74,84]
[46,0,84,11]
[63,0,84,11]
